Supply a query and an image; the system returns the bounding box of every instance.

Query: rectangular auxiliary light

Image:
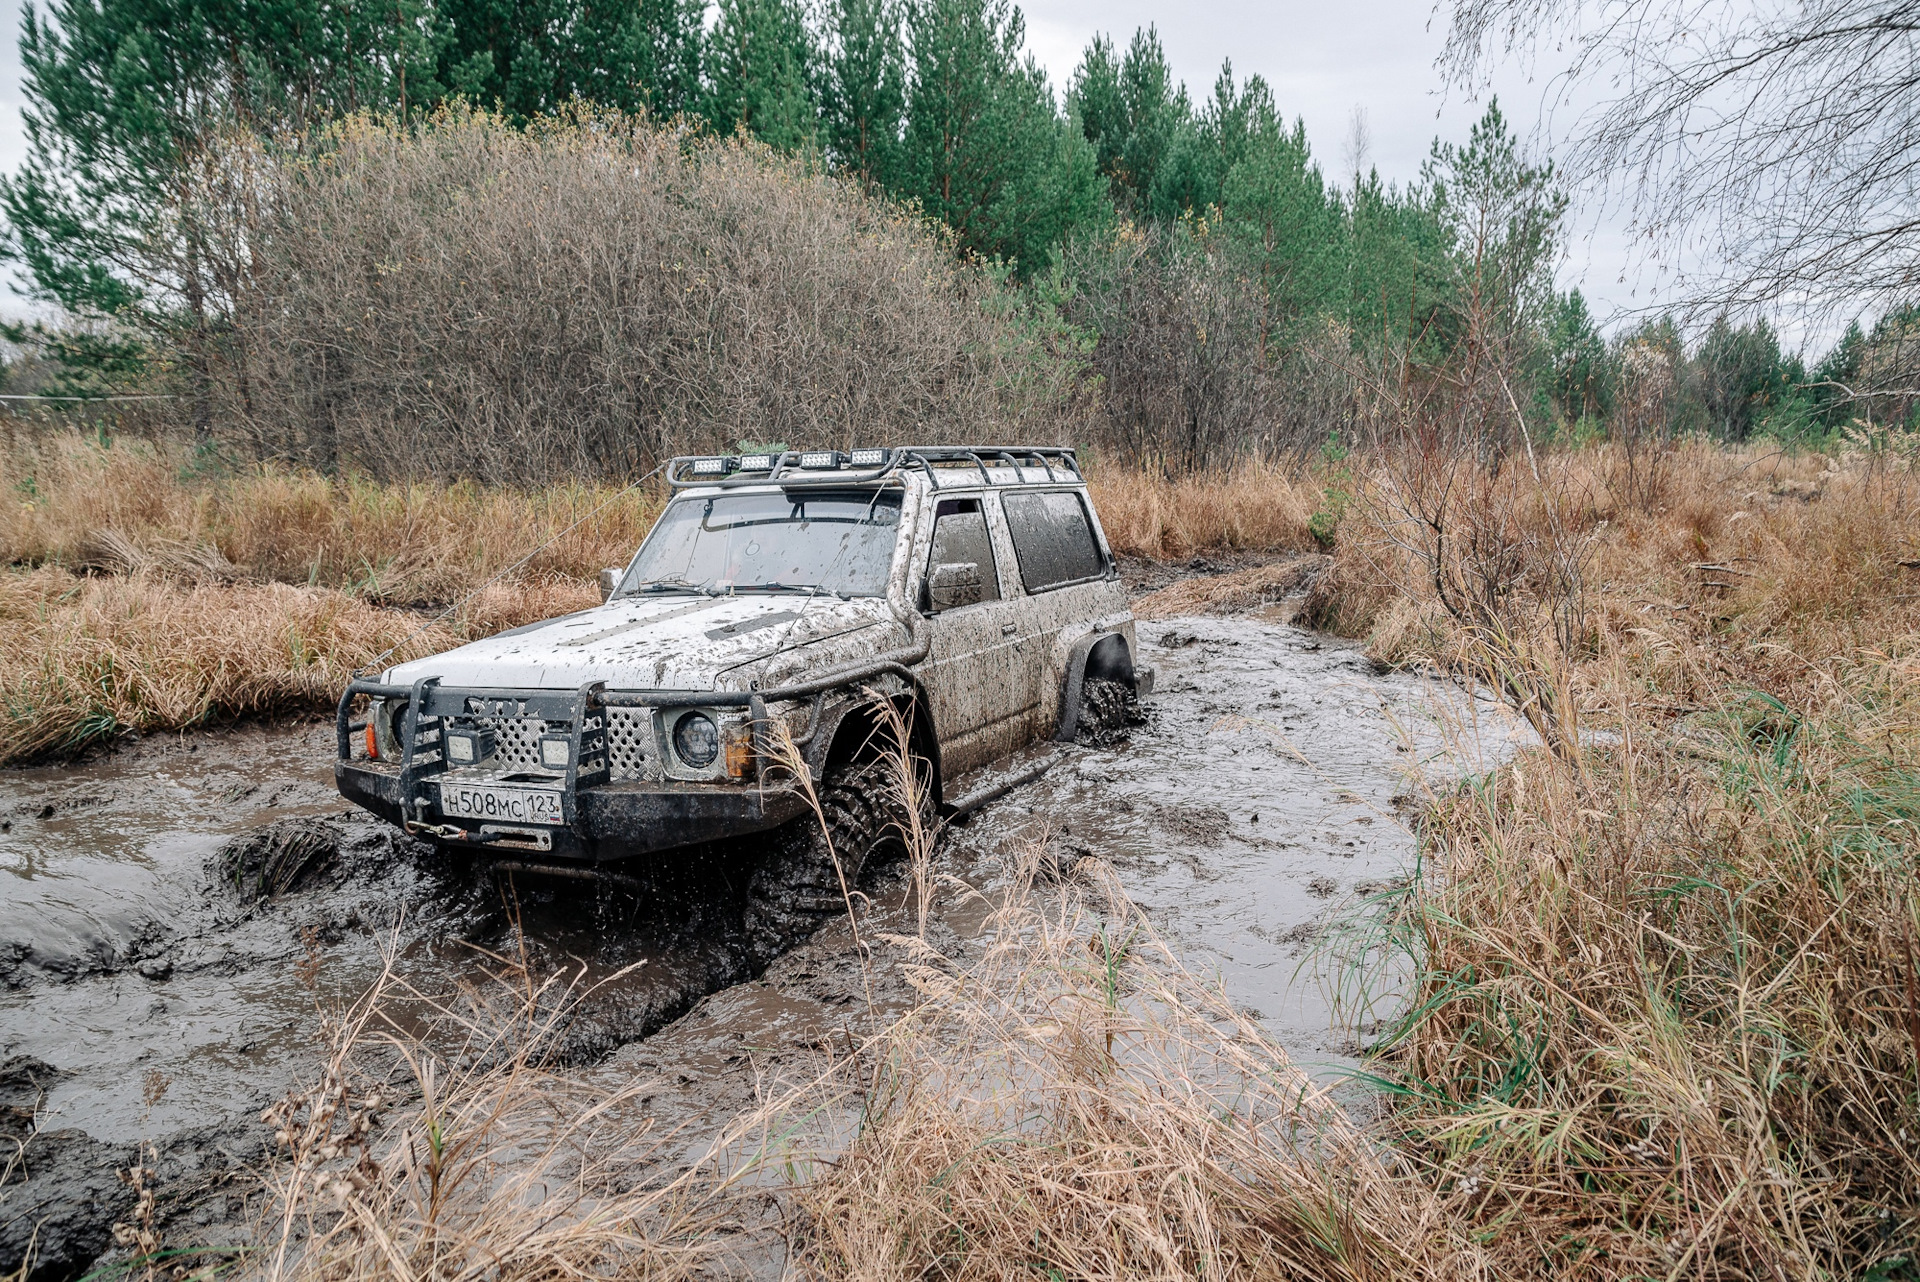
[849,448,889,467]
[688,456,733,476]
[538,734,572,770]
[445,726,497,766]
[736,453,775,471]
[798,450,841,469]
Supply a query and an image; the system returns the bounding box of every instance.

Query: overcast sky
[0,0,1699,342]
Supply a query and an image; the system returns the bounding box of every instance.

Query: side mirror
[927,561,986,613]
[598,568,621,602]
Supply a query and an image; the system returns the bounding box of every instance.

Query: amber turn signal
[723,727,754,778]
[364,721,380,760]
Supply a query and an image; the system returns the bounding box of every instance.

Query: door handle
[1001,623,1019,636]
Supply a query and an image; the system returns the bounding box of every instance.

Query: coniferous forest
[1,0,1903,478]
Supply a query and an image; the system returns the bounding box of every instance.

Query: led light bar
[798,450,842,469]
[849,447,889,467]
[736,453,775,471]
[688,456,733,476]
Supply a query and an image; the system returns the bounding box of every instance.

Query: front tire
[742,759,927,967]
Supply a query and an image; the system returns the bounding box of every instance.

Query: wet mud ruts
[1,611,1488,1281]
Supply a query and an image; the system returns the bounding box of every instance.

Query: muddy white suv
[334,446,1146,944]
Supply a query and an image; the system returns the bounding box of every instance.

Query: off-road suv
[334,446,1147,948]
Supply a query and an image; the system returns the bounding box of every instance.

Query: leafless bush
[179,107,1085,483]
[1062,222,1357,472]
[1612,336,1677,504]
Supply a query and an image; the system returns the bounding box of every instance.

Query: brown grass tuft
[2,435,660,602]
[248,942,727,1282]
[1086,460,1323,558]
[0,568,592,762]
[788,849,1479,1280]
[1131,555,1328,619]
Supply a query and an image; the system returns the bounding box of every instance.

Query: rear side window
[1001,490,1106,592]
[927,497,1002,605]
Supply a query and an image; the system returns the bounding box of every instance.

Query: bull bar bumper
[335,759,811,861]
[333,613,931,865]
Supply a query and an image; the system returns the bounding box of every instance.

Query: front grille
[464,704,650,781]
[605,708,650,779]
[490,715,550,769]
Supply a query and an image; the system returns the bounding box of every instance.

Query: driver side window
[924,497,1002,612]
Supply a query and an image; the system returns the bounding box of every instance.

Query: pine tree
[823,0,906,190]
[2,0,444,351]
[1544,289,1606,422]
[1068,35,1124,187]
[576,0,706,115]
[901,0,1101,275]
[1067,26,1187,216]
[1347,167,1448,349]
[1221,116,1346,337]
[705,0,819,151]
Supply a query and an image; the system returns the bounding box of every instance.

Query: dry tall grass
[790,851,1480,1280]
[0,435,1342,764]
[245,943,731,1282]
[0,568,592,761]
[2,435,660,601]
[1086,459,1323,558]
[1304,440,1920,1277]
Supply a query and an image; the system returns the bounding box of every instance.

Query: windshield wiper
[626,578,719,596]
[732,581,847,599]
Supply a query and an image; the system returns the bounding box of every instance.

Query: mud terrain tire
[742,760,924,967]
[1075,676,1147,746]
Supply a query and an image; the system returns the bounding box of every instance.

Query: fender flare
[1055,631,1137,742]
[801,678,947,809]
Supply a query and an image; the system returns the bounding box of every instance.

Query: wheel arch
[1055,630,1137,742]
[804,683,945,809]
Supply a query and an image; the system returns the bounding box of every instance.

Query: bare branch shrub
[179,106,1086,482]
[1061,221,1357,472]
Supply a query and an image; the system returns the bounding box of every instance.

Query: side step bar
[942,745,1074,821]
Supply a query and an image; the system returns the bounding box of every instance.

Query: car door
[918,494,1044,777]
[997,487,1118,739]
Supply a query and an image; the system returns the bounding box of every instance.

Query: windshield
[617,488,904,598]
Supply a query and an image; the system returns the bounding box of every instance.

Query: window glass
[1000,490,1105,592]
[618,488,902,597]
[926,497,1001,607]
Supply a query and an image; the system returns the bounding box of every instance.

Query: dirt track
[0,602,1500,1280]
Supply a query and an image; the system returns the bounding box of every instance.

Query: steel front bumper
[335,761,811,862]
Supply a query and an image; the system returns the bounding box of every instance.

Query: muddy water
[960,614,1496,1074]
[0,611,1505,1279]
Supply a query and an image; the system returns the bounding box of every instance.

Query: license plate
[437,783,563,826]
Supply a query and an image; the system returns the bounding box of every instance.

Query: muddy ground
[0,587,1510,1280]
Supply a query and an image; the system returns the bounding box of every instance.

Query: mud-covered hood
[384,594,900,692]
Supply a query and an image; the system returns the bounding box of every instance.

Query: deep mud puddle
[959,614,1493,1072]
[0,612,1510,1280]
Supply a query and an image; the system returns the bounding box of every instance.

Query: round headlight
[672,711,720,768]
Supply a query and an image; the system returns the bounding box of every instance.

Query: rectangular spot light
[539,734,572,769]
[849,448,889,467]
[798,450,840,469]
[445,727,496,765]
[688,456,732,476]
[736,453,775,470]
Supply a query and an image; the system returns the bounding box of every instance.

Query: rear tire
[742,759,928,967]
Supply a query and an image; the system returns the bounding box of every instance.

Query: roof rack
[663,445,1082,490]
